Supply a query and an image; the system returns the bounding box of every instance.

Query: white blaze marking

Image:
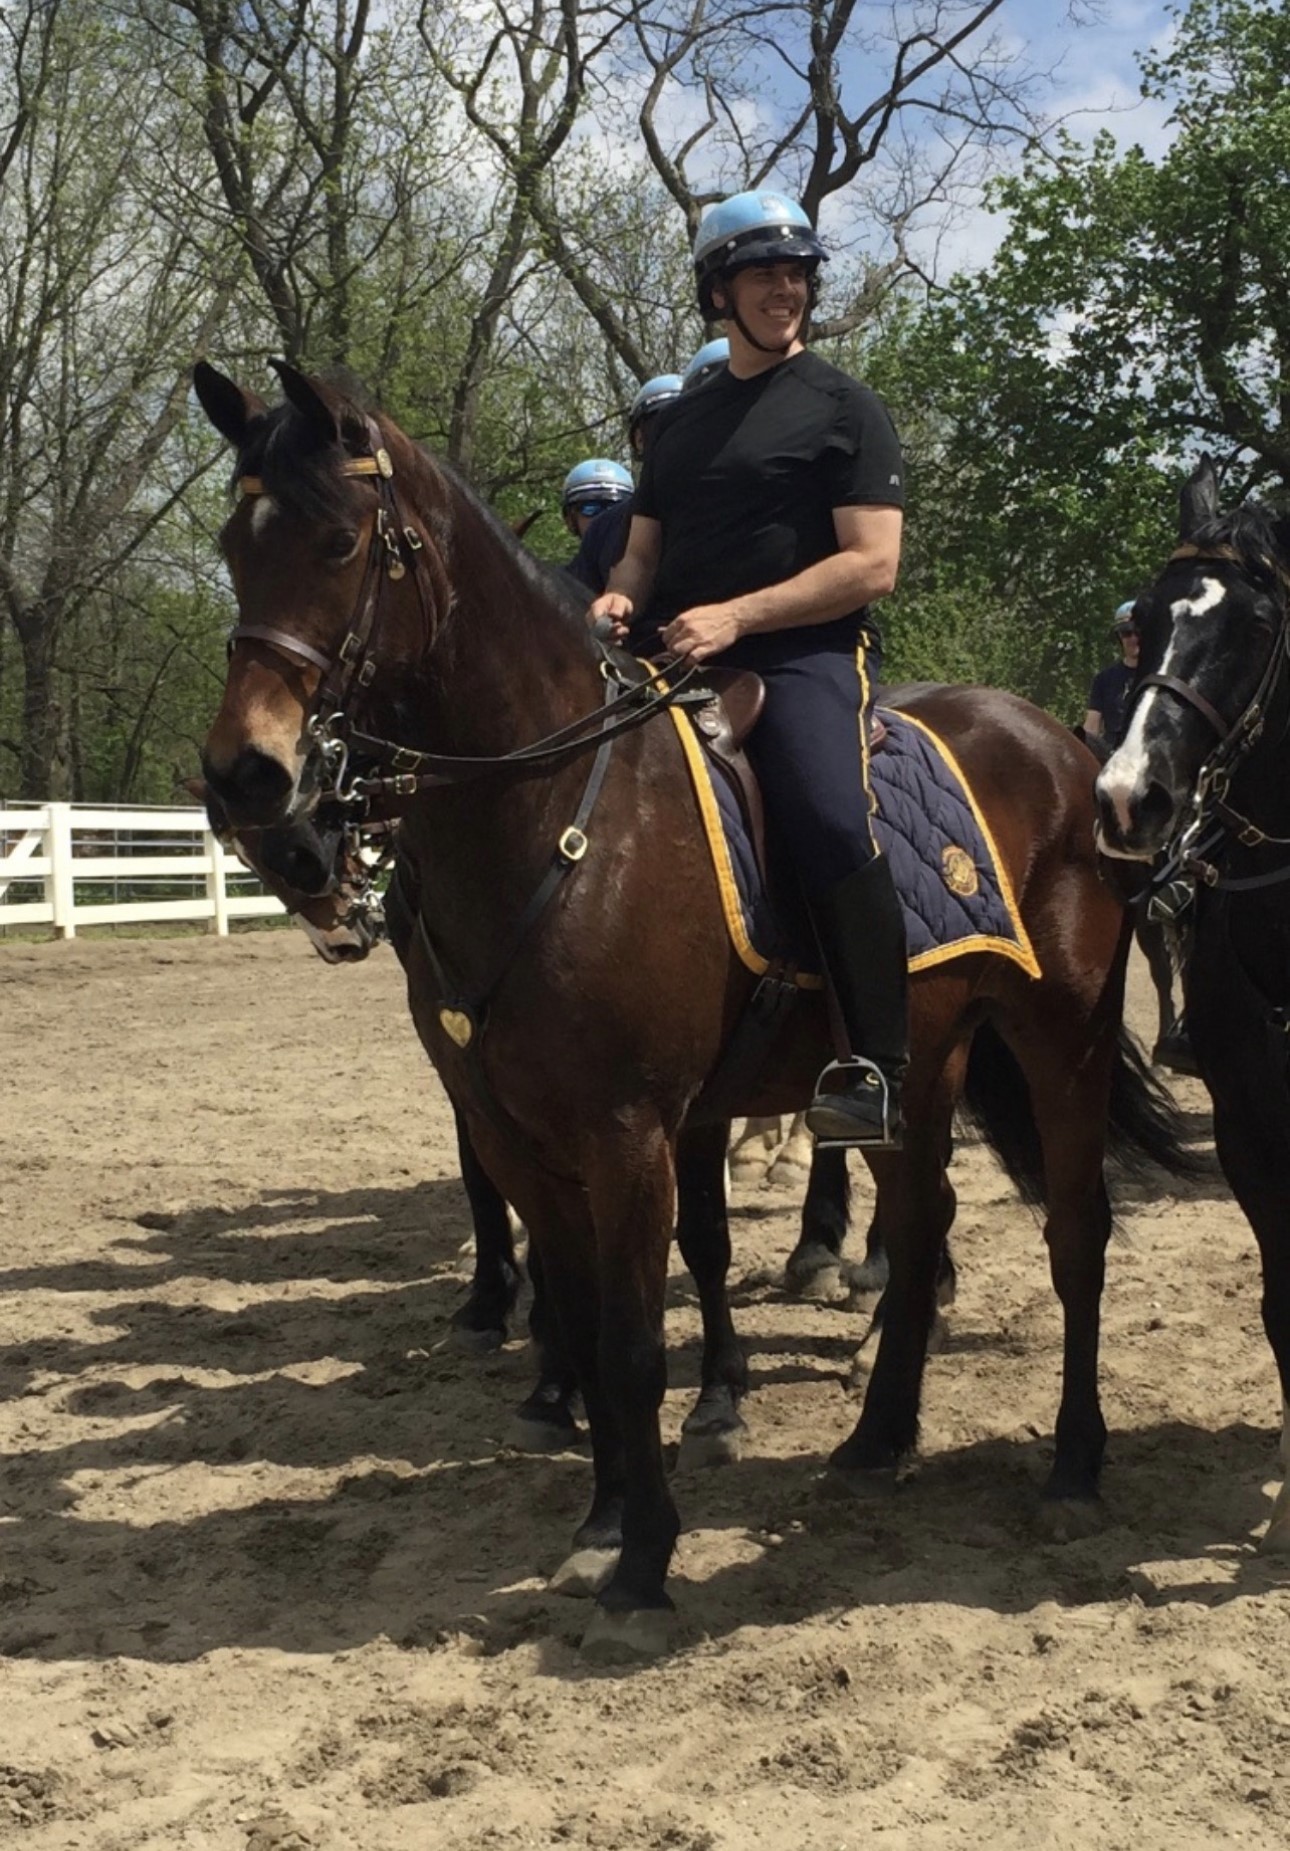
[1098,575,1227,836]
[250,494,278,536]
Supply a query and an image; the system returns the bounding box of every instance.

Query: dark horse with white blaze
[1097,455,1290,1552]
[197,360,1188,1659]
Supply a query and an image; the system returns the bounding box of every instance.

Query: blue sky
[1011,0,1178,153]
[890,0,1182,274]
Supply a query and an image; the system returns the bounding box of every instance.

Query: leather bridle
[229,418,706,819]
[1137,540,1290,889]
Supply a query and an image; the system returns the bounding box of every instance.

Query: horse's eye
[324,532,360,564]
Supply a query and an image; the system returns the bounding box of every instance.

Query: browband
[238,449,393,497]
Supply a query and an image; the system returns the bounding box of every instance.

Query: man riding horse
[590,191,909,1149]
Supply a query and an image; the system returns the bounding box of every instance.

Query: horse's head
[1095,457,1290,860]
[194,359,440,829]
[187,776,385,963]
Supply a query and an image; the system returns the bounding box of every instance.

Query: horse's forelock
[228,399,368,535]
[1192,501,1286,586]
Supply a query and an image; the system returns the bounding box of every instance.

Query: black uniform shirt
[634,350,904,655]
[1089,661,1135,749]
[567,496,633,594]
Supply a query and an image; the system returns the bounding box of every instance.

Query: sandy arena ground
[2,930,1290,1849]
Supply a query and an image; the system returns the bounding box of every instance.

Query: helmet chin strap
[729,304,797,355]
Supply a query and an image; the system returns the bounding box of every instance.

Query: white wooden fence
[0,802,285,938]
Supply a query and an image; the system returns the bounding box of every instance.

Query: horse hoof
[1036,1495,1106,1542]
[819,1459,900,1501]
[784,1243,844,1303]
[677,1419,746,1469]
[450,1322,506,1355]
[767,1150,811,1189]
[508,1412,582,1453]
[841,1253,889,1296]
[729,1153,770,1186]
[580,1604,673,1663]
[550,1547,620,1598]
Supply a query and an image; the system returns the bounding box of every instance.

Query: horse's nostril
[1139,780,1176,836]
[202,747,293,823]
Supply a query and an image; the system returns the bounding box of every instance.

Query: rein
[232,423,707,816]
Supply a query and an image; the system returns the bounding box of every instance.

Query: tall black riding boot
[804,856,909,1148]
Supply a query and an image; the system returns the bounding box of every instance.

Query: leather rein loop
[229,423,705,813]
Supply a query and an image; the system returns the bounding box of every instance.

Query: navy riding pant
[717,616,881,901]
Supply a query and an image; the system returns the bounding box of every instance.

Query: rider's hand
[661,602,746,662]
[588,591,632,644]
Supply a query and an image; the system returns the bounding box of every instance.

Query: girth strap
[404,680,621,1173]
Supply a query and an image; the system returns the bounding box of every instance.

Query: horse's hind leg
[1004,1018,1114,1536]
[675,1121,749,1468]
[828,1065,960,1484]
[784,1144,850,1300]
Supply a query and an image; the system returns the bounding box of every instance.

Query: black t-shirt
[1089,661,1135,749]
[567,496,633,594]
[633,349,904,655]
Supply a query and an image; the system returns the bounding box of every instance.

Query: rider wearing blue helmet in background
[566,374,683,595]
[591,190,908,1148]
[682,339,730,390]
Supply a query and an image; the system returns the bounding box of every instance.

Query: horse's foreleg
[783,1144,851,1300]
[508,1238,582,1452]
[676,1121,749,1468]
[449,1107,522,1350]
[1207,1095,1290,1553]
[578,1122,680,1660]
[1135,912,1178,1053]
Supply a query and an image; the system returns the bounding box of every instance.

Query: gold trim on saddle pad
[668,703,1041,984]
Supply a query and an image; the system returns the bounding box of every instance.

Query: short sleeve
[821,385,905,510]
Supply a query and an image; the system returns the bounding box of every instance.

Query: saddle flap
[687,667,765,747]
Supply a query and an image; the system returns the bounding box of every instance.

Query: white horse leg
[729,1115,782,1185]
[766,1111,812,1188]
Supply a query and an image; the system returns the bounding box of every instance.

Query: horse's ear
[1179,454,1220,540]
[193,361,266,449]
[269,358,351,447]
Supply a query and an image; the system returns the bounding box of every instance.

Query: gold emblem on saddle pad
[439,1007,475,1048]
[941,845,979,898]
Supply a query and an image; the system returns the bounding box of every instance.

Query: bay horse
[195,359,1188,1659]
[198,774,880,1453]
[1096,454,1290,1550]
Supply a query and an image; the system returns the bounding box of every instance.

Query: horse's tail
[960,1021,1205,1213]
[1103,1025,1207,1185]
[960,1023,1046,1209]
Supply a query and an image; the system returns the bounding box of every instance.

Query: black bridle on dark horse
[1132,542,1290,904]
[228,417,714,1162]
[229,418,707,816]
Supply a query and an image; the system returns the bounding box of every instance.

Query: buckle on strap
[558,826,589,863]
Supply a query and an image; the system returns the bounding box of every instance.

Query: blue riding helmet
[560,458,633,513]
[628,374,683,435]
[681,338,730,390]
[693,191,828,317]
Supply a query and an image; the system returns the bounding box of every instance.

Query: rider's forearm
[604,551,656,611]
[732,549,897,636]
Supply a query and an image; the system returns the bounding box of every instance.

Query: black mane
[1192,499,1290,590]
